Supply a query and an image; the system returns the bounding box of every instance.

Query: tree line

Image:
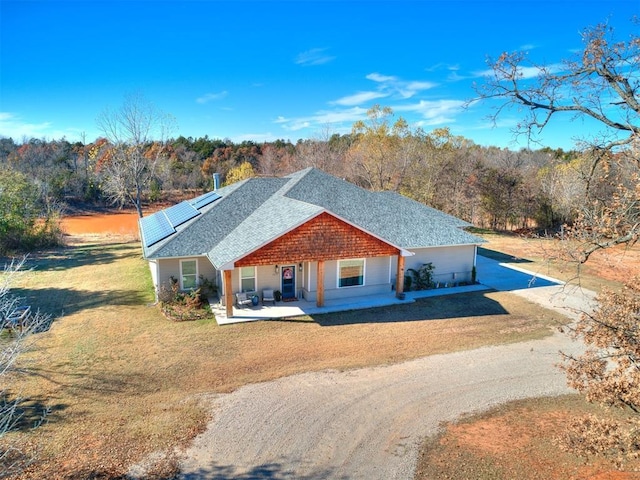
[0,113,589,236]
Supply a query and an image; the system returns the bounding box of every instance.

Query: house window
[180,259,198,290]
[240,266,256,292]
[338,259,365,288]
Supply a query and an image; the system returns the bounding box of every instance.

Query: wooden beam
[395,254,405,297]
[224,270,233,318]
[316,260,325,307]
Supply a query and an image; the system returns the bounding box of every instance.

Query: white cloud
[313,107,368,124]
[424,62,459,73]
[519,43,537,51]
[282,120,311,131]
[517,66,544,79]
[398,81,436,98]
[395,99,466,125]
[366,73,397,83]
[364,72,436,99]
[196,91,229,104]
[276,107,368,132]
[0,112,82,141]
[472,62,565,80]
[332,91,388,106]
[295,48,335,66]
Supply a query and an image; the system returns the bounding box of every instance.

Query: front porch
[210,283,489,325]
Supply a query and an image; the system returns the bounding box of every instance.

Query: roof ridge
[275,167,315,196]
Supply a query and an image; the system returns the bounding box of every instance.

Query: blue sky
[1,0,637,149]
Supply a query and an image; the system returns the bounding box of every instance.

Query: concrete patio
[211,283,489,325]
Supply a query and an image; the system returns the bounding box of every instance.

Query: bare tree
[477,19,640,463]
[96,93,174,217]
[476,20,640,255]
[257,143,294,177]
[476,21,640,151]
[0,258,52,476]
[293,126,349,178]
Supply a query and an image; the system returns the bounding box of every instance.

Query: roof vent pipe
[213,173,221,191]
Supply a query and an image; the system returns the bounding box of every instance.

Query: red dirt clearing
[61,212,140,236]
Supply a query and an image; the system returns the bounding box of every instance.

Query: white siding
[302,256,393,302]
[365,256,390,285]
[148,260,159,291]
[255,265,284,293]
[227,264,298,296]
[200,260,216,285]
[392,245,476,284]
[156,257,217,292]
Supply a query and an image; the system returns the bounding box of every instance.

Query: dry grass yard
[1,213,639,479]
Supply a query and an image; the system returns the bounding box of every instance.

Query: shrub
[406,263,435,291]
[157,278,208,321]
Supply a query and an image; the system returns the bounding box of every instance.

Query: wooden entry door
[281,265,296,300]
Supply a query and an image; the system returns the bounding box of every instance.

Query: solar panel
[164,201,200,228]
[140,211,175,248]
[190,191,221,210]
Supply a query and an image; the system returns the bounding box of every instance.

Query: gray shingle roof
[142,167,485,267]
[282,168,482,249]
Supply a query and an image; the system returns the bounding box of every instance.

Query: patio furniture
[235,292,253,308]
[262,289,275,305]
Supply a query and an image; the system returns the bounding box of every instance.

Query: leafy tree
[0,170,61,255]
[348,105,421,191]
[96,93,174,217]
[224,161,256,185]
[477,166,523,230]
[559,277,640,464]
[477,19,640,462]
[201,142,261,184]
[401,128,480,223]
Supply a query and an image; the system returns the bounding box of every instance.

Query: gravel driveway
[177,258,596,480]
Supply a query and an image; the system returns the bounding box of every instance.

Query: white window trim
[180,259,199,290]
[239,266,257,293]
[337,258,366,288]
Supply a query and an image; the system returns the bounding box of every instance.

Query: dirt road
[178,324,586,478]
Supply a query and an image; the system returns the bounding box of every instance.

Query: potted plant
[274,290,282,302]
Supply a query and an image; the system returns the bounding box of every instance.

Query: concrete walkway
[476,254,597,321]
[212,254,590,325]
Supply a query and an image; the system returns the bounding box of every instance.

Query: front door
[281,265,296,300]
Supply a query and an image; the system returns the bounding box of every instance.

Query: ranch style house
[139,167,485,319]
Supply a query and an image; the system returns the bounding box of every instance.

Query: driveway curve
[177,258,596,480]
